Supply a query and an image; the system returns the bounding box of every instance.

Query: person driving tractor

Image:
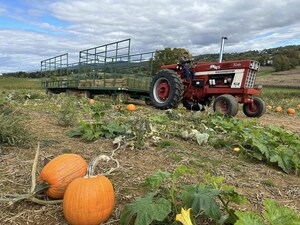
[180,51,194,81]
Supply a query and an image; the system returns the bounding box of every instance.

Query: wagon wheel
[149,69,184,109]
[213,94,239,117]
[243,97,266,117]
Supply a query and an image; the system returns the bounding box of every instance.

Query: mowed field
[0,72,299,225]
[256,66,300,88]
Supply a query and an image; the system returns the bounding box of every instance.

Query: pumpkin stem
[33,181,50,195]
[30,141,40,193]
[0,142,62,205]
[86,139,121,177]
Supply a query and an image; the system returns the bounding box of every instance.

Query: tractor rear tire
[213,94,239,117]
[243,97,266,117]
[150,69,184,109]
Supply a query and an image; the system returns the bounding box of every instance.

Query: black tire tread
[150,69,184,109]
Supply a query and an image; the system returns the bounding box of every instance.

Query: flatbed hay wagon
[41,38,266,117]
[41,39,154,101]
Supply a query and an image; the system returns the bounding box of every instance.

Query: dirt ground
[0,101,299,225]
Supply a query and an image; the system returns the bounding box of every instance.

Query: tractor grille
[245,70,256,88]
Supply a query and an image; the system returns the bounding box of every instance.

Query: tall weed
[0,106,31,148]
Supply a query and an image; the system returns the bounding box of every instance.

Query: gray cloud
[0,0,300,72]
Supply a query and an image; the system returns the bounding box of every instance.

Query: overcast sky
[0,0,299,73]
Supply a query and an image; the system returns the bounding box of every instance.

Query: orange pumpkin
[275,106,282,112]
[287,108,296,115]
[39,154,88,199]
[63,159,114,225]
[127,103,136,111]
[297,104,300,109]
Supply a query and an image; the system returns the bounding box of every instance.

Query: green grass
[260,87,300,109]
[260,87,300,98]
[261,179,275,187]
[259,87,300,117]
[257,66,275,77]
[0,77,41,89]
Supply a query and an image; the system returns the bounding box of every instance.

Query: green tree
[272,55,296,72]
[150,48,188,74]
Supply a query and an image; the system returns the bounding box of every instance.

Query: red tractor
[149,38,266,117]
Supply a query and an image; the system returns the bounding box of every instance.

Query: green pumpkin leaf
[269,147,294,173]
[181,184,222,221]
[66,128,82,137]
[120,192,171,225]
[146,170,171,189]
[262,199,300,225]
[173,164,196,178]
[252,139,269,160]
[235,211,266,225]
[105,120,126,134]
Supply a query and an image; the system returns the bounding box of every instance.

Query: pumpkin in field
[266,105,272,110]
[38,154,88,199]
[88,99,95,105]
[113,105,121,111]
[287,108,296,115]
[63,158,115,225]
[275,106,282,112]
[127,103,136,111]
[297,104,300,109]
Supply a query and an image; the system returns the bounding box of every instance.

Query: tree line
[196,45,300,71]
[3,45,300,78]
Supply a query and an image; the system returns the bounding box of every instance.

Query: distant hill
[195,45,300,66]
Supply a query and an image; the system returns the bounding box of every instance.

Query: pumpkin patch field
[0,85,300,224]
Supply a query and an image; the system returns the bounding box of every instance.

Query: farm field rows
[0,83,299,224]
[256,66,300,88]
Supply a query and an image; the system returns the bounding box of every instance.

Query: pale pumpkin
[275,106,282,112]
[63,158,114,225]
[88,99,95,105]
[39,154,88,199]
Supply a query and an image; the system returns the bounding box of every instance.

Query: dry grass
[256,67,300,88]
[0,94,299,225]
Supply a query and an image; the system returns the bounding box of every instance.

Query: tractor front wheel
[150,69,184,109]
[213,94,239,117]
[243,97,266,117]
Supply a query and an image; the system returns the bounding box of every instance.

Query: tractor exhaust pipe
[219,36,228,63]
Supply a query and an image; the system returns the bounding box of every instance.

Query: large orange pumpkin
[39,154,88,199]
[63,159,114,225]
[287,108,296,115]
